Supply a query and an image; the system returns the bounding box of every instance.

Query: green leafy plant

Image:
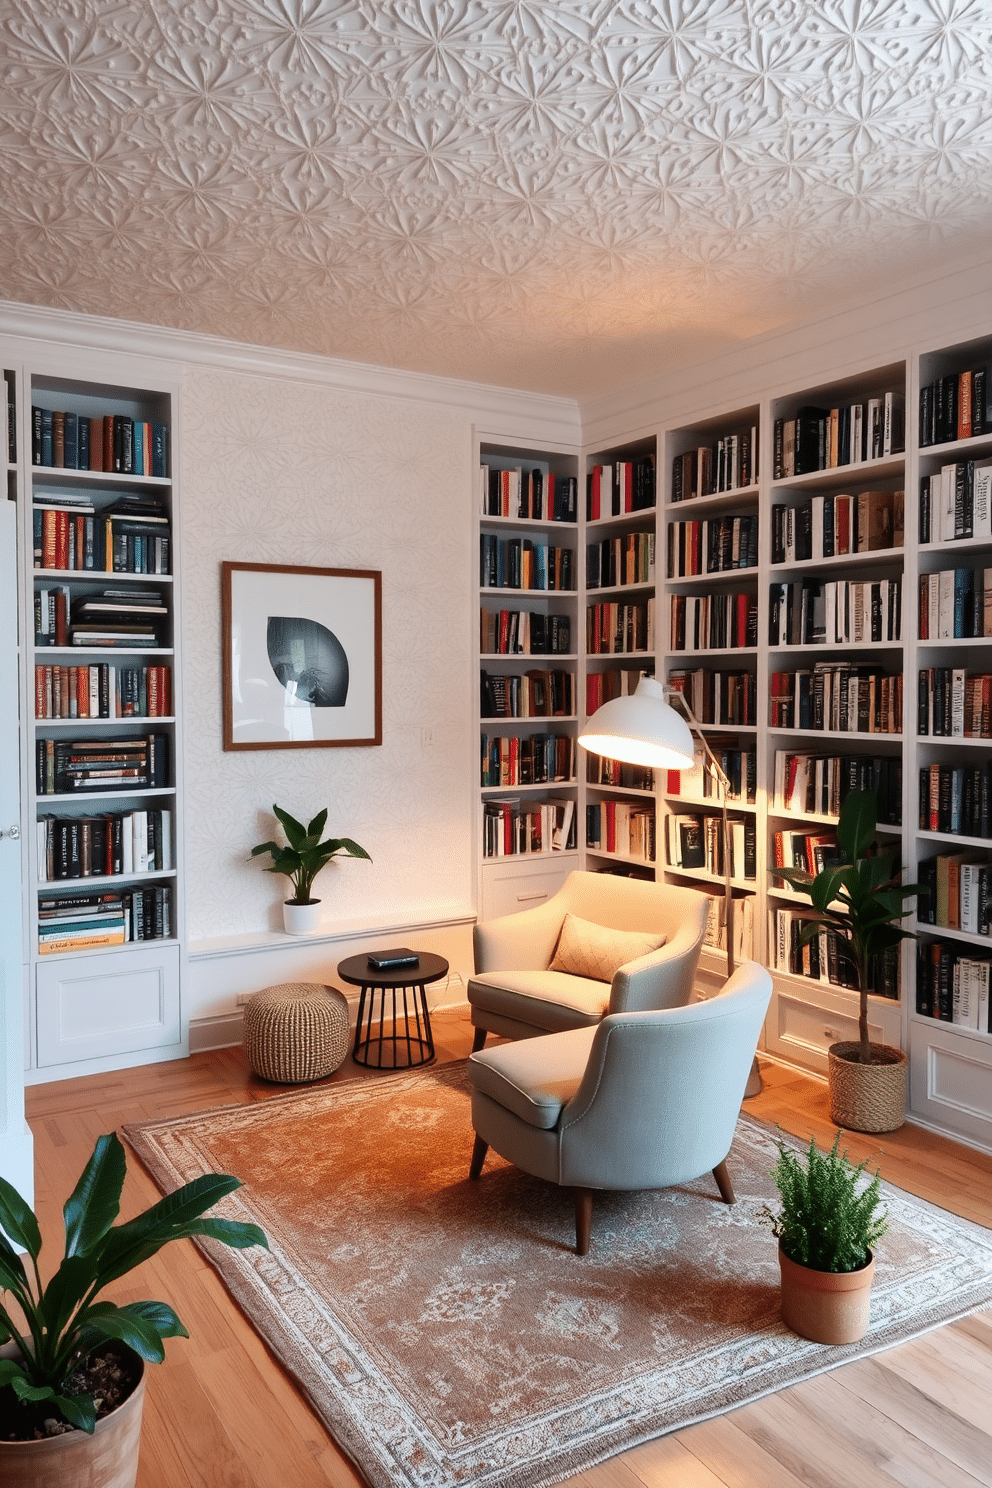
[249,804,371,905]
[0,1133,267,1434]
[770,788,922,1063]
[761,1131,889,1273]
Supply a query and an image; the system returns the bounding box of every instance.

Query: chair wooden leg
[574,1188,593,1255]
[712,1158,735,1205]
[471,1027,488,1053]
[469,1134,489,1180]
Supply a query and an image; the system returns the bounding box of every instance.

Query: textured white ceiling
[1,1,990,398]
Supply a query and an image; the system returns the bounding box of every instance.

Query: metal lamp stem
[666,686,735,980]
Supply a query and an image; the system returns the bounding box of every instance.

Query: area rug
[124,1065,992,1488]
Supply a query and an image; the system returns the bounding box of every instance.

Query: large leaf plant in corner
[770,789,923,1065]
[0,1131,267,1434]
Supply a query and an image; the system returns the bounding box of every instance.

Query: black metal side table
[337,951,448,1069]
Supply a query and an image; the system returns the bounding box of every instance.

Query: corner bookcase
[10,357,185,1080]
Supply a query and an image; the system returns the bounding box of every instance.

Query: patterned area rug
[124,1066,992,1488]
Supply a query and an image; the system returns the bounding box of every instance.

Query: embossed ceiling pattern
[1,1,990,396]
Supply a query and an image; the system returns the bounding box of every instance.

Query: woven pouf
[243,982,350,1083]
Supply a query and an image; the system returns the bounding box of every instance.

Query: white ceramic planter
[282,899,323,935]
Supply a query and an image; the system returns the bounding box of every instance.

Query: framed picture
[222,562,382,750]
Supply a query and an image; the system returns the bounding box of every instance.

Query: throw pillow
[549,913,666,983]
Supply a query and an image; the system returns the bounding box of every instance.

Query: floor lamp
[577,674,762,1096]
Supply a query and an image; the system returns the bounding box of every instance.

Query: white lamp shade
[578,676,695,769]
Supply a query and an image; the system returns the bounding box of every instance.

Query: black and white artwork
[222,563,382,749]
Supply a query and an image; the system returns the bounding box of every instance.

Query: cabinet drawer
[766,980,901,1075]
[36,943,181,1067]
[480,855,578,920]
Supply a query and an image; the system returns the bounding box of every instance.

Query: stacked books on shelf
[68,587,167,648]
[31,408,168,475]
[917,853,990,935]
[34,491,171,574]
[4,371,14,461]
[770,665,902,734]
[585,666,649,717]
[480,465,576,521]
[667,668,757,727]
[918,669,992,737]
[919,763,991,838]
[667,514,758,575]
[916,942,991,1027]
[37,884,173,954]
[587,800,655,861]
[918,568,992,639]
[919,367,990,446]
[671,592,757,651]
[480,610,571,655]
[479,534,575,590]
[665,811,755,880]
[769,578,902,646]
[703,893,754,962]
[665,744,756,804]
[586,756,653,790]
[587,531,655,588]
[480,669,574,719]
[585,599,654,654]
[773,393,903,477]
[771,490,903,562]
[480,733,575,787]
[919,460,992,542]
[586,457,655,518]
[769,906,898,996]
[772,826,840,875]
[37,807,172,881]
[483,797,575,857]
[775,750,902,824]
[671,430,757,499]
[35,663,171,719]
[35,732,169,795]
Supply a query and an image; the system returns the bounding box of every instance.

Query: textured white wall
[179,365,474,944]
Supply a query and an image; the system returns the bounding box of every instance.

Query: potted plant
[250,804,371,934]
[770,788,923,1132]
[762,1130,889,1344]
[0,1131,266,1487]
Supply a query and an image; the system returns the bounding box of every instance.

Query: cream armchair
[468,960,773,1254]
[469,871,708,1051]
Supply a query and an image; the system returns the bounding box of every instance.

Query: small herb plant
[0,1132,267,1435]
[250,804,371,905]
[761,1130,889,1273]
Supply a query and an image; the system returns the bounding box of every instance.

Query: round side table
[337,951,448,1069]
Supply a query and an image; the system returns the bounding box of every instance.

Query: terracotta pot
[828,1040,908,1133]
[779,1244,874,1344]
[282,898,322,935]
[0,1353,145,1488]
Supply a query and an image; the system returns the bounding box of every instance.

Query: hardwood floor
[24,1009,992,1488]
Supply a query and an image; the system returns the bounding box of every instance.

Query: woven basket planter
[828,1041,908,1133]
[243,982,350,1083]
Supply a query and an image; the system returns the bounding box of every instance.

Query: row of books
[916,942,991,1029]
[918,668,992,738]
[666,744,757,805]
[918,568,992,639]
[771,827,839,875]
[32,408,168,476]
[480,609,571,656]
[479,535,575,591]
[703,893,755,963]
[919,460,992,543]
[918,367,990,447]
[772,393,903,479]
[771,489,903,563]
[36,732,169,795]
[670,430,757,501]
[667,668,757,727]
[34,492,170,573]
[35,586,167,649]
[482,798,576,857]
[35,663,171,720]
[769,666,903,735]
[775,751,902,824]
[4,371,14,462]
[770,907,899,997]
[37,884,173,954]
[587,457,656,519]
[919,764,992,839]
[670,592,758,652]
[37,808,172,882]
[585,666,649,718]
[585,598,654,655]
[917,854,990,935]
[480,669,575,720]
[586,756,654,791]
[666,514,758,576]
[586,530,655,589]
[665,812,756,880]
[479,465,577,522]
[480,733,575,788]
[769,578,902,647]
[587,801,656,861]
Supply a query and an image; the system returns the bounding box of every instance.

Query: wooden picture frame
[222,562,382,750]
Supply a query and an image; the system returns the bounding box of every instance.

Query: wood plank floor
[24,1009,992,1488]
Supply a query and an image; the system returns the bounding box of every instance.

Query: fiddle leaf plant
[0,1132,268,1435]
[250,803,371,905]
[770,789,923,1064]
